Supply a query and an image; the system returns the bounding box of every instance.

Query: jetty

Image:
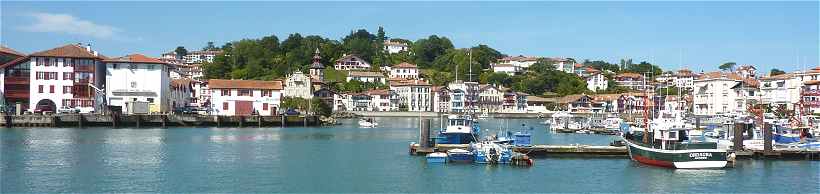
[409,143,628,158]
[0,114,320,128]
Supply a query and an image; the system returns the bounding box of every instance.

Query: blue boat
[447,149,474,163]
[471,142,512,164]
[426,152,448,163]
[436,115,480,144]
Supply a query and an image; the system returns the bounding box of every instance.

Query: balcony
[74,65,94,72]
[4,76,29,85]
[802,90,820,96]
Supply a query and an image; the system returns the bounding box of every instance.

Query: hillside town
[0,43,818,119]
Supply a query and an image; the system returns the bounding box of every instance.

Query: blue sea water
[1,118,818,193]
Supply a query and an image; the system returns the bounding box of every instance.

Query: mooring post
[239,116,244,127]
[733,123,744,151]
[303,116,308,127]
[281,114,286,127]
[216,116,221,127]
[78,114,84,128]
[5,114,13,128]
[258,115,262,127]
[135,114,141,128]
[161,115,167,128]
[420,118,432,148]
[51,115,59,127]
[111,114,117,128]
[763,123,773,153]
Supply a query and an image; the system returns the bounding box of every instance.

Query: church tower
[308,48,325,82]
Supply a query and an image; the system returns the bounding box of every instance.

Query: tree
[480,72,512,86]
[719,62,736,72]
[770,68,786,76]
[583,60,620,73]
[203,42,217,51]
[281,97,331,116]
[624,61,663,76]
[655,86,680,96]
[411,35,454,68]
[174,46,188,59]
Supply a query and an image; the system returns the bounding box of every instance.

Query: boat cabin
[443,115,475,134]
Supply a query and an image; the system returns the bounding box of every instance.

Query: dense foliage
[199,27,671,97]
[280,97,331,116]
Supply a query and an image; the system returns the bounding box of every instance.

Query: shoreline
[349,111,547,118]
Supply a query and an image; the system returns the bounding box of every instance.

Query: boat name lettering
[689,152,712,160]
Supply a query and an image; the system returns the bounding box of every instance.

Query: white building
[283,71,313,99]
[585,71,608,92]
[547,57,574,73]
[492,63,518,75]
[389,62,419,79]
[759,73,802,110]
[346,71,386,84]
[675,69,697,92]
[615,73,652,91]
[384,40,409,54]
[478,84,503,113]
[209,79,282,116]
[334,54,371,70]
[104,54,173,113]
[390,79,432,111]
[432,86,451,113]
[693,72,758,116]
[25,44,106,113]
[192,80,210,108]
[368,89,398,111]
[526,96,551,113]
[183,50,221,64]
[498,55,539,69]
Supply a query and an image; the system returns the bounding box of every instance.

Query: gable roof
[0,45,25,57]
[616,72,643,79]
[335,54,370,64]
[104,54,168,65]
[208,79,283,90]
[393,62,417,68]
[29,44,104,59]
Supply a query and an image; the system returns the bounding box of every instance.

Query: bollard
[420,119,432,148]
[78,114,84,128]
[135,115,141,128]
[161,115,167,128]
[239,116,244,127]
[733,123,744,151]
[281,114,286,127]
[5,114,13,128]
[764,123,773,152]
[258,115,262,127]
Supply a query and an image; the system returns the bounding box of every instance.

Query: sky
[1,1,818,72]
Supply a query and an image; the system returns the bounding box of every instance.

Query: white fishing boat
[358,118,378,128]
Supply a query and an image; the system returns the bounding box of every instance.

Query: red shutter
[49,85,54,93]
[263,103,268,110]
[38,85,43,93]
[223,102,229,110]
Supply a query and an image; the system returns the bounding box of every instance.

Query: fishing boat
[622,109,729,169]
[447,149,474,163]
[435,114,480,144]
[471,141,512,164]
[549,111,572,131]
[358,118,378,128]
[426,152,448,163]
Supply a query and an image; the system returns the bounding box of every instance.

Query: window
[238,89,251,96]
[65,58,74,67]
[38,85,44,93]
[113,64,118,69]
[147,64,154,70]
[130,82,137,88]
[147,98,154,103]
[63,86,72,94]
[49,85,54,93]
[263,103,268,110]
[223,102,229,110]
[261,90,271,97]
[63,72,72,80]
[221,89,230,96]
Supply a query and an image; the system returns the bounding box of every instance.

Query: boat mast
[643,70,650,144]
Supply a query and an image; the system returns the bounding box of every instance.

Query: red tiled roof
[759,73,793,80]
[804,80,820,85]
[0,45,25,57]
[494,63,515,68]
[616,72,643,78]
[29,44,104,59]
[208,79,283,90]
[104,54,168,64]
[393,62,417,68]
[390,79,430,86]
[366,89,390,96]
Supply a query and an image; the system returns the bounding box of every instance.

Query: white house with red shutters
[21,44,106,113]
[208,79,283,116]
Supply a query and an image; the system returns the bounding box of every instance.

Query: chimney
[85,43,92,52]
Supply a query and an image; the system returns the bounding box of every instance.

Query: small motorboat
[426,152,448,163]
[472,142,512,164]
[478,112,490,119]
[447,149,474,163]
[358,118,378,128]
[575,129,591,134]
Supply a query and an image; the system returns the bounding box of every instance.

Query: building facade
[209,79,282,116]
[390,79,431,112]
[283,71,313,99]
[334,54,371,70]
[346,71,386,84]
[389,62,419,79]
[25,44,106,113]
[104,54,173,113]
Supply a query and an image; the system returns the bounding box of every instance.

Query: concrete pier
[0,114,320,128]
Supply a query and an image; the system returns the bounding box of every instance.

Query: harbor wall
[0,114,320,128]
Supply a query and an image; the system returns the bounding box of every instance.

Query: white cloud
[19,12,122,40]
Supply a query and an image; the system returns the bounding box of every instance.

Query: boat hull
[624,138,727,169]
[437,133,476,144]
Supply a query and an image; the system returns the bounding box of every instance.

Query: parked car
[57,106,80,114]
[34,105,55,114]
[284,109,300,116]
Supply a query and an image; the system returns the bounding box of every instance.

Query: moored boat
[436,114,480,144]
[426,152,448,163]
[447,149,474,163]
[623,109,728,169]
[358,118,378,128]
